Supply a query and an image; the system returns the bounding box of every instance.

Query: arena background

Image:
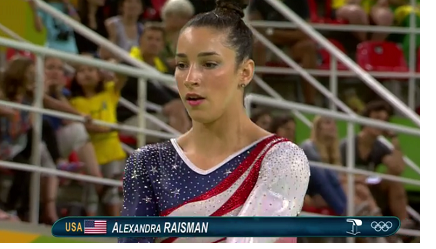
[0,0,419,242]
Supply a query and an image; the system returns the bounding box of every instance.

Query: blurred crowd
[0,0,419,243]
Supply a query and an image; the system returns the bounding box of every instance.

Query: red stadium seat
[307,0,348,24]
[416,47,420,72]
[356,41,408,73]
[318,39,348,70]
[0,167,13,176]
[69,152,80,163]
[119,134,137,147]
[151,0,167,18]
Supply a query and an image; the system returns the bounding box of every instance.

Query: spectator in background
[340,101,412,230]
[29,0,80,54]
[0,57,59,223]
[43,57,103,185]
[248,0,318,105]
[119,23,191,135]
[100,0,144,59]
[301,116,346,216]
[333,0,394,41]
[69,57,128,216]
[270,115,296,142]
[160,0,195,71]
[250,108,273,131]
[390,0,420,62]
[75,0,108,55]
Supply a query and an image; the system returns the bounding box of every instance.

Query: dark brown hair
[361,100,393,118]
[250,108,271,123]
[182,0,252,66]
[0,57,34,101]
[142,22,166,38]
[270,115,295,133]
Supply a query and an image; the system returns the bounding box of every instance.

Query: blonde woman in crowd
[301,116,382,216]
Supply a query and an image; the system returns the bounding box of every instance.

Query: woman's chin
[188,111,217,125]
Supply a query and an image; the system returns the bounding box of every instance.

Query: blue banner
[52,216,400,238]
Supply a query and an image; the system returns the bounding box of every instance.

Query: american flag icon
[84,220,107,234]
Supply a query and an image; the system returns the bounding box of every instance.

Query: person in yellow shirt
[332,0,394,41]
[69,59,127,216]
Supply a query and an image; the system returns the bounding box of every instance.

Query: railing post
[346,122,355,243]
[137,78,147,147]
[244,95,252,117]
[252,75,312,127]
[263,0,420,126]
[329,55,338,111]
[407,0,417,109]
[29,55,45,224]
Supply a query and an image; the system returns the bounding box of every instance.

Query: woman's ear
[240,59,255,86]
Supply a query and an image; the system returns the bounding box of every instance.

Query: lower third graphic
[371,221,393,232]
[346,219,362,235]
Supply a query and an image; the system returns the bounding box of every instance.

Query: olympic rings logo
[371,221,393,232]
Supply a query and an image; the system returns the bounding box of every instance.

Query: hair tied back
[215,0,248,19]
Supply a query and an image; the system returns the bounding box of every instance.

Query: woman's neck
[121,14,137,25]
[141,52,155,64]
[358,131,376,147]
[189,105,257,155]
[82,87,96,98]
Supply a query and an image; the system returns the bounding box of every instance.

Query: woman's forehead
[177,27,233,56]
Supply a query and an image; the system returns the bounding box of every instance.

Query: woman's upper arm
[105,19,117,43]
[257,141,310,215]
[227,142,310,243]
[118,148,158,243]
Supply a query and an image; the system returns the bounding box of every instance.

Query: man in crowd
[340,101,412,239]
[118,23,190,141]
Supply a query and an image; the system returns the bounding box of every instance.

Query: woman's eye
[204,62,217,68]
[176,62,188,69]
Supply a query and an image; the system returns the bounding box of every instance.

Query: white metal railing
[33,0,175,88]
[249,21,419,34]
[245,94,419,136]
[0,0,419,237]
[0,41,419,239]
[247,25,420,174]
[244,93,420,241]
[244,1,420,176]
[0,23,179,138]
[0,97,419,237]
[262,0,420,127]
[0,35,175,223]
[30,0,420,174]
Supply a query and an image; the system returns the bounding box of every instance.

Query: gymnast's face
[175,27,253,123]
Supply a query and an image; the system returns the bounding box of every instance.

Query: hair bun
[215,0,248,18]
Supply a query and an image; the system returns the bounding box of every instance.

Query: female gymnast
[119,0,310,243]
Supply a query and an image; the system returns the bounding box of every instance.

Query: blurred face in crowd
[276,120,296,142]
[25,64,36,91]
[44,57,65,88]
[255,114,272,131]
[165,11,193,32]
[75,65,101,90]
[140,28,165,57]
[122,0,143,17]
[1,57,34,100]
[365,110,389,137]
[318,117,337,140]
